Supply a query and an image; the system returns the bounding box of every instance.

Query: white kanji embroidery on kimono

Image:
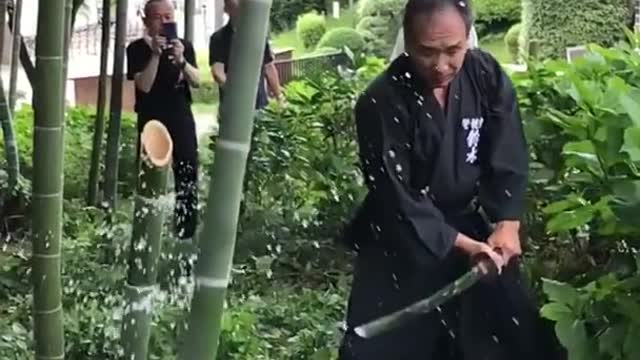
[461,117,484,164]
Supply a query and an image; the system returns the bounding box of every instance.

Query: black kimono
[338,50,564,360]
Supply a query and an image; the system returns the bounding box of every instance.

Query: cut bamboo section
[121,120,172,360]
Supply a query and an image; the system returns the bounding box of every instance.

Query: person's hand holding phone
[151,35,166,56]
[170,39,185,66]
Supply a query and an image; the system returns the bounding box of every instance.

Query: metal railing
[273,51,350,84]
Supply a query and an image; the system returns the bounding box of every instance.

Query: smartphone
[161,22,178,40]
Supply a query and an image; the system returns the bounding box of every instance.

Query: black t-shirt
[126,37,198,119]
[209,23,274,109]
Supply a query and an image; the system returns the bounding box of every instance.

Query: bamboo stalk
[8,0,23,113]
[103,0,128,210]
[87,0,111,206]
[179,0,273,358]
[0,0,19,189]
[184,0,195,42]
[32,0,66,358]
[121,120,172,360]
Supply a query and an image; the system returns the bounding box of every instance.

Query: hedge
[270,0,326,33]
[317,27,365,54]
[521,0,634,59]
[473,0,521,36]
[356,0,405,57]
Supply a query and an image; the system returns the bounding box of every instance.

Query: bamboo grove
[0,0,273,358]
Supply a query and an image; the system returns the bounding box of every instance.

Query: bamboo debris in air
[121,120,172,360]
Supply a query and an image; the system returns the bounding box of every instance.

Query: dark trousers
[136,110,199,239]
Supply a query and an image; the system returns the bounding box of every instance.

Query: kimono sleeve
[354,92,458,260]
[478,57,529,222]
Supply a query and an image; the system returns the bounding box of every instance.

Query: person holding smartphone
[126,0,201,245]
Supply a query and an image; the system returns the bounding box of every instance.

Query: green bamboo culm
[184,0,195,42]
[32,0,67,358]
[86,0,111,206]
[8,0,23,113]
[179,0,273,358]
[121,120,172,359]
[0,0,20,188]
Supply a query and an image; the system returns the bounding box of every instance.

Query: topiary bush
[355,0,406,57]
[316,27,365,55]
[504,23,522,62]
[520,0,634,59]
[296,11,327,50]
[270,0,326,33]
[473,0,521,36]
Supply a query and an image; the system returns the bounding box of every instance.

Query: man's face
[406,7,468,89]
[144,0,175,36]
[224,0,239,20]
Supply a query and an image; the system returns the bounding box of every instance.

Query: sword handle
[471,247,502,277]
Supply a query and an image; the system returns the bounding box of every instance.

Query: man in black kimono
[338,0,565,359]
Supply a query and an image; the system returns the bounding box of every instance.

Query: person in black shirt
[208,0,281,110]
[126,0,201,242]
[337,0,564,359]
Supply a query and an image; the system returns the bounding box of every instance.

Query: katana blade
[353,259,496,339]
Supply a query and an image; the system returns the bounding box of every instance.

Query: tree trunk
[0,0,19,189]
[8,0,22,113]
[102,0,128,210]
[179,1,273,359]
[32,0,66,358]
[121,120,172,359]
[184,0,195,42]
[86,0,111,206]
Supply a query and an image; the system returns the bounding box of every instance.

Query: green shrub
[520,0,634,59]
[504,23,522,62]
[0,106,138,201]
[511,40,640,359]
[296,11,327,49]
[473,0,521,36]
[355,0,405,57]
[316,27,365,55]
[270,0,326,33]
[191,79,219,104]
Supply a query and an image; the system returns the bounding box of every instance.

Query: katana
[353,253,500,339]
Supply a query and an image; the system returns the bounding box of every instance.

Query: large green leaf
[562,140,601,171]
[546,206,594,233]
[542,279,581,307]
[541,302,573,322]
[542,195,586,215]
[619,90,640,127]
[623,324,640,360]
[622,126,640,162]
[555,319,593,360]
[598,324,626,357]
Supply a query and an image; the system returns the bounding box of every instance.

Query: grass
[271,6,357,57]
[479,33,511,64]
